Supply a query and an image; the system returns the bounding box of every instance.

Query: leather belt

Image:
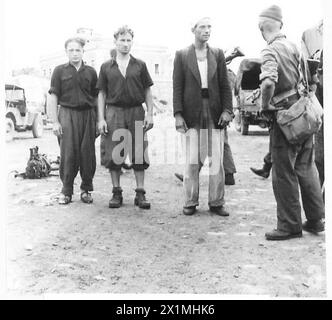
[201,88,209,98]
[271,88,298,105]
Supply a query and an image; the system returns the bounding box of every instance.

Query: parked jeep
[5,84,45,141]
[233,58,268,135]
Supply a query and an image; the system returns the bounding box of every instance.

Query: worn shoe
[58,193,72,205]
[265,229,302,241]
[134,188,151,209]
[183,206,196,216]
[80,191,93,204]
[302,220,325,234]
[175,173,184,182]
[225,173,235,185]
[250,165,271,178]
[209,206,230,216]
[109,187,123,208]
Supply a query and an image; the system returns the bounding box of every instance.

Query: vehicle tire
[32,113,44,138]
[6,118,15,142]
[234,109,241,132]
[240,116,249,135]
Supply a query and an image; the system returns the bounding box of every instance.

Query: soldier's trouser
[263,127,272,168]
[59,107,96,196]
[223,128,236,175]
[315,84,324,187]
[271,122,325,233]
[183,99,225,208]
[315,120,324,187]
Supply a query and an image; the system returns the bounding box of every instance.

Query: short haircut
[192,17,211,30]
[64,37,86,49]
[113,25,134,40]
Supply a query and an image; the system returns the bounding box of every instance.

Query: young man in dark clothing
[97,26,154,209]
[48,37,98,205]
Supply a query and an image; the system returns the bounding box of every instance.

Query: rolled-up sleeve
[48,66,62,97]
[260,48,278,83]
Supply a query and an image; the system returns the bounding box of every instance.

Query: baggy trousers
[183,99,225,208]
[271,121,325,233]
[58,106,96,196]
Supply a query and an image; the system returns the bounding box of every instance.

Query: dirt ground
[5,112,326,297]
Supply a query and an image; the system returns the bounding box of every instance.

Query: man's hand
[53,122,62,137]
[218,111,233,129]
[175,114,188,133]
[98,119,108,136]
[144,113,154,132]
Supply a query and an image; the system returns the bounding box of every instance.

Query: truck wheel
[32,113,44,138]
[240,116,249,135]
[234,110,241,132]
[6,118,15,142]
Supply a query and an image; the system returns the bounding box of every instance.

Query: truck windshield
[6,89,25,101]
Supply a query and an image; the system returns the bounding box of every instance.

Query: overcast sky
[4,0,325,74]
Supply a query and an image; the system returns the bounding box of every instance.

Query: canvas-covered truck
[233,58,268,135]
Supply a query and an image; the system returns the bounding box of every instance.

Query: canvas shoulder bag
[276,55,323,144]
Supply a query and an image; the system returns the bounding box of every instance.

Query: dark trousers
[224,128,236,175]
[263,133,272,168]
[58,107,96,196]
[315,121,324,187]
[315,84,324,187]
[271,121,324,233]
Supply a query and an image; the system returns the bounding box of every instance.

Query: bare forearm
[145,87,154,115]
[97,91,106,121]
[47,94,59,124]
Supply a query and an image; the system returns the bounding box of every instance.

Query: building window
[154,64,159,75]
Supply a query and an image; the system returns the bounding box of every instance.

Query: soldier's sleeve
[48,66,62,97]
[260,47,278,83]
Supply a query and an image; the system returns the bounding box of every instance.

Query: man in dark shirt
[48,37,98,205]
[258,5,325,240]
[97,26,154,209]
